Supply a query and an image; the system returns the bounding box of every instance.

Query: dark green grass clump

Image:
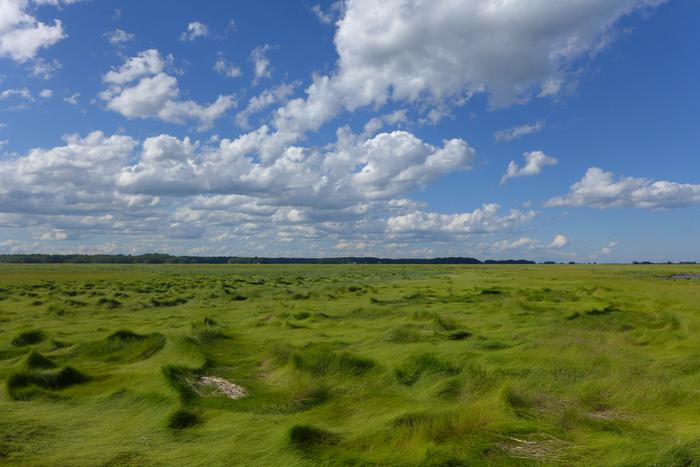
[7,367,89,400]
[288,424,339,452]
[25,350,57,369]
[290,346,376,377]
[395,353,461,385]
[11,329,46,347]
[77,330,166,363]
[167,409,202,430]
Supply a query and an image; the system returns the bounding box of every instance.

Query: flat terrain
[1,264,700,466]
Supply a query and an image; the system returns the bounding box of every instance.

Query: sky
[0,0,698,262]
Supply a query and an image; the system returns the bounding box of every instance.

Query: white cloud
[362,109,408,137]
[213,53,242,78]
[39,88,52,98]
[601,241,618,255]
[101,50,235,130]
[311,2,344,25]
[180,21,209,41]
[0,0,67,62]
[104,28,134,46]
[63,92,79,105]
[235,82,297,128]
[387,204,536,238]
[331,0,665,109]
[29,57,61,79]
[0,87,32,100]
[250,44,272,84]
[40,229,69,240]
[549,234,569,248]
[500,151,558,184]
[494,120,545,142]
[545,167,700,209]
[219,0,665,169]
[103,49,169,85]
[0,129,532,254]
[493,236,539,251]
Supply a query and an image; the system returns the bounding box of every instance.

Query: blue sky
[0,0,698,262]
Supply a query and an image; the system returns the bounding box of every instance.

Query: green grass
[1,263,700,465]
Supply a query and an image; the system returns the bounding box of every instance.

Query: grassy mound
[167,409,201,429]
[11,330,46,347]
[288,424,339,452]
[395,353,461,385]
[24,350,57,369]
[289,346,376,377]
[77,330,166,363]
[7,366,89,400]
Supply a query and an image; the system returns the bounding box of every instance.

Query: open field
[1,264,700,466]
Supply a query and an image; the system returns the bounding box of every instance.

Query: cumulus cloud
[310,2,344,25]
[331,0,665,109]
[219,0,665,168]
[235,82,298,128]
[362,109,408,137]
[0,87,32,101]
[180,21,209,41]
[213,53,242,78]
[101,49,235,130]
[0,128,537,255]
[549,234,569,248]
[104,28,134,46]
[63,92,79,105]
[494,120,546,142]
[250,44,272,84]
[39,88,52,98]
[387,204,536,238]
[492,236,539,251]
[29,57,61,78]
[500,151,558,184]
[0,0,67,62]
[545,167,700,209]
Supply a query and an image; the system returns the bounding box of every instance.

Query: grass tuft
[25,350,57,369]
[7,366,89,400]
[167,409,201,429]
[11,329,46,347]
[288,424,339,452]
[395,353,460,385]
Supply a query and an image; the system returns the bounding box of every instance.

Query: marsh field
[1,264,700,466]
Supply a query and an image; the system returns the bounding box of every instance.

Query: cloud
[331,0,665,109]
[362,109,408,137]
[0,87,32,101]
[63,92,79,105]
[180,21,209,41]
[494,120,545,142]
[549,234,569,248]
[500,151,558,184]
[601,241,618,255]
[493,236,539,251]
[218,0,666,168]
[250,44,272,84]
[39,88,52,98]
[101,50,235,130]
[103,49,169,85]
[0,0,67,62]
[387,204,536,238]
[29,57,61,79]
[311,2,344,25]
[235,82,298,128]
[545,168,700,209]
[213,53,242,78]
[104,29,134,46]
[0,128,532,255]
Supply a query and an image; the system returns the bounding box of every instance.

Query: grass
[0,263,699,465]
